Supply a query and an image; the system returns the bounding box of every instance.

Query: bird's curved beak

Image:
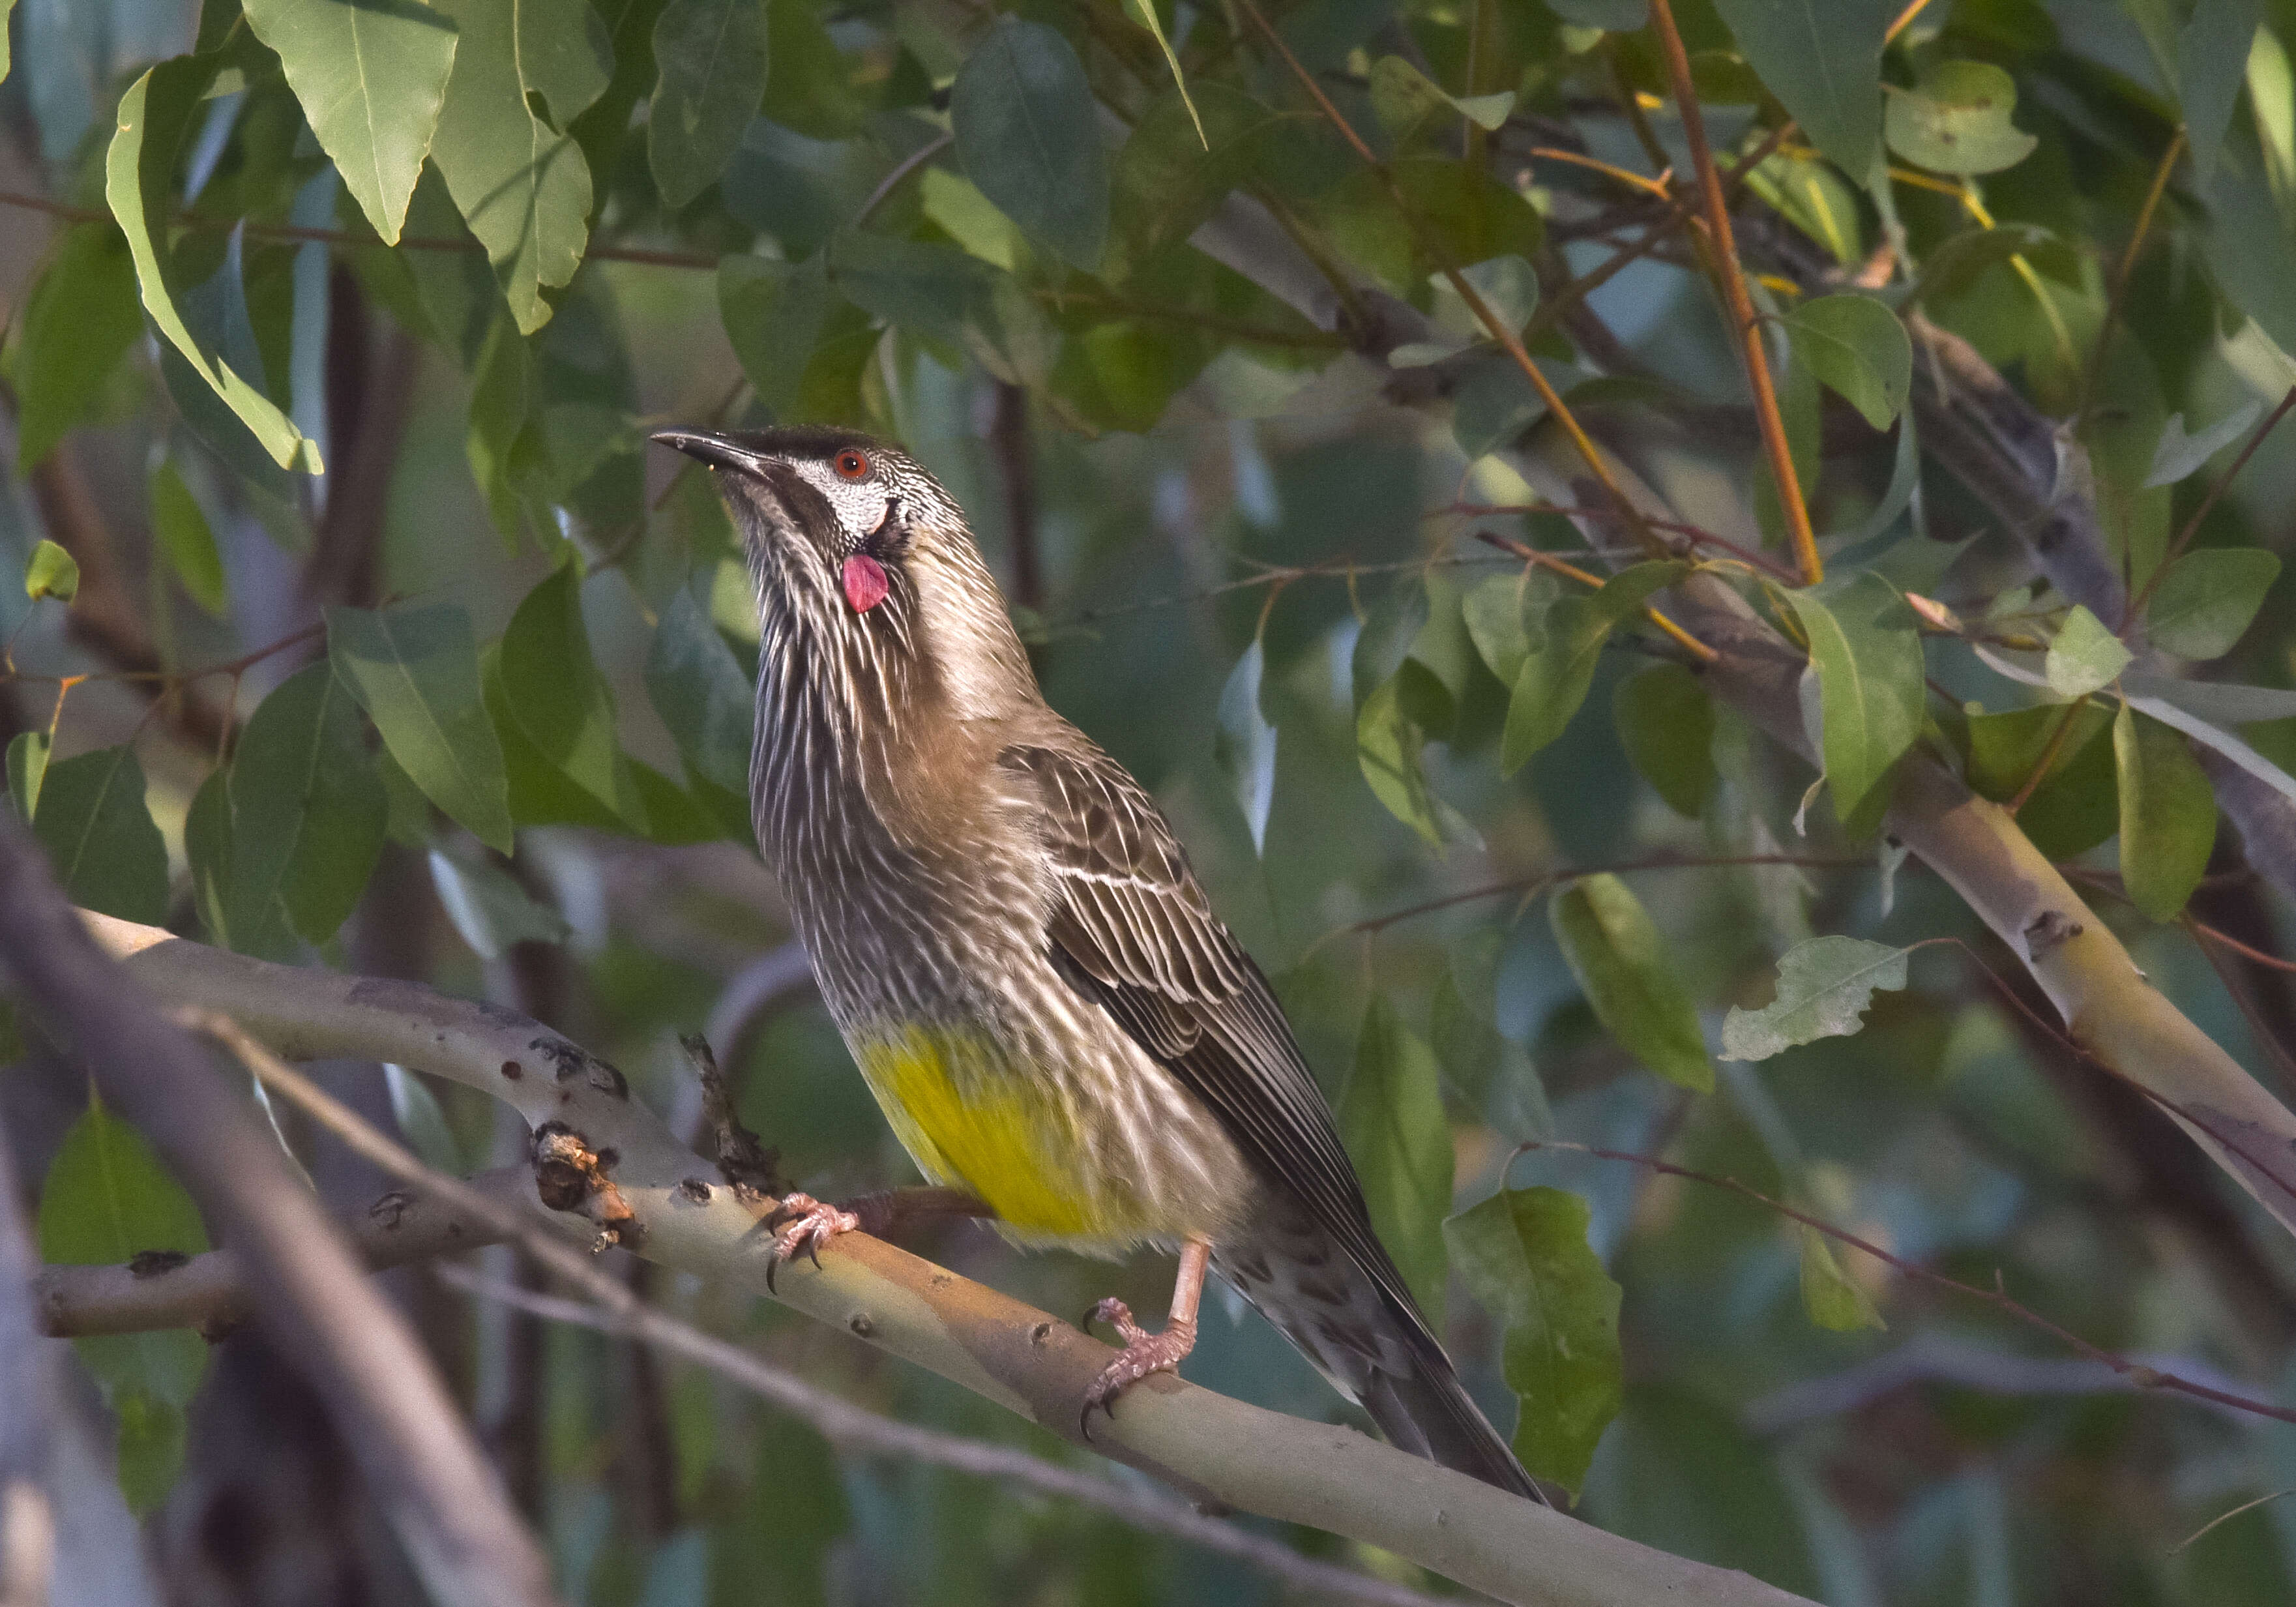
[649,427,762,474]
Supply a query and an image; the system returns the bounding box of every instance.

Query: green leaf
[384,1063,465,1173]
[952,20,1109,270]
[2113,705,2217,922]
[650,0,770,208]
[328,602,514,853]
[1368,55,1514,138]
[1462,570,1552,688]
[428,0,609,332]
[2179,0,2261,183]
[1358,677,1473,849]
[150,459,227,615]
[1445,1186,1623,1497]
[106,60,323,473]
[243,0,460,244]
[2044,604,2134,698]
[1214,641,1277,855]
[2146,401,2262,487]
[1126,0,1205,150]
[1720,936,1911,1062]
[2145,549,2281,660]
[31,746,168,924]
[645,585,756,797]
[1884,61,2037,176]
[1106,82,1290,273]
[38,1097,212,1512]
[499,564,626,816]
[1550,874,1713,1092]
[1452,254,1540,336]
[216,663,388,960]
[1788,573,1926,833]
[1613,663,1716,818]
[1963,703,2119,858]
[1781,294,1910,429]
[465,313,529,541]
[1338,998,1452,1328]
[718,254,831,417]
[24,538,78,604]
[1799,1228,1885,1332]
[429,845,571,960]
[1712,0,1887,180]
[1502,562,1687,772]
[7,224,143,473]
[1904,222,2065,308]
[7,731,50,824]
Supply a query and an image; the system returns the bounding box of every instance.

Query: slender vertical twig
[1646,0,1823,585]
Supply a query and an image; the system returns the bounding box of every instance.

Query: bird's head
[651,425,1033,725]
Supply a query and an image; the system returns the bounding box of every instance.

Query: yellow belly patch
[853,1024,1111,1239]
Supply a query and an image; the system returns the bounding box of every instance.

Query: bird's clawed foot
[1078,1296,1198,1439]
[762,1192,859,1291]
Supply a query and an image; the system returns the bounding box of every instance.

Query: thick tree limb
[0,825,561,1607]
[74,910,1816,1607]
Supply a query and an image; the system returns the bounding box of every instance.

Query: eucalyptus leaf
[30,745,168,924]
[329,602,514,853]
[2044,605,2134,698]
[1445,1187,1623,1496]
[1782,295,1910,429]
[1713,0,1887,179]
[1613,663,1716,818]
[1550,874,1713,1092]
[1799,1229,1885,1332]
[1788,574,1926,833]
[2113,704,2216,921]
[952,20,1108,269]
[1503,563,1687,773]
[1214,641,1278,855]
[243,0,460,243]
[2144,549,2280,660]
[23,538,78,603]
[650,0,770,207]
[1721,937,1911,1062]
[2145,401,2262,487]
[1885,61,2037,175]
[1338,998,1453,1328]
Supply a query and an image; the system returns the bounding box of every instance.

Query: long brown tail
[1215,1204,1546,1504]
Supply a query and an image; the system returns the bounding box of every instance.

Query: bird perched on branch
[653,424,1538,1501]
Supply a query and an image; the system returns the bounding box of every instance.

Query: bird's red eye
[833,449,870,481]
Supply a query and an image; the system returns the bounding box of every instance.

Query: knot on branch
[531,1121,643,1246]
[2022,909,2085,959]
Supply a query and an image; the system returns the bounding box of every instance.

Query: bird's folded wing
[997,741,1439,1346]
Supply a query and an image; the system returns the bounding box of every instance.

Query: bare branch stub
[530,1122,643,1247]
[679,1033,783,1200]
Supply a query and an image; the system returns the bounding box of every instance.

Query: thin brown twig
[1474,529,1735,655]
[1446,501,1799,582]
[2005,695,2092,816]
[1646,0,1821,585]
[2076,128,2186,424]
[2183,914,2296,1086]
[190,1013,1452,1607]
[2122,385,2296,624]
[2189,918,2296,975]
[1512,1139,2296,1428]
[1233,0,1720,671]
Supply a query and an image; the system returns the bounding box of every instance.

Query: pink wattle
[842,553,889,612]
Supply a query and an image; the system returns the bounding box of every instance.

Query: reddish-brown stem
[2005,695,2091,816]
[1646,0,1822,585]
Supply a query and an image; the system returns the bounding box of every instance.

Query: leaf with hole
[1445,1186,1622,1496]
[1721,936,1911,1062]
[1885,61,2037,175]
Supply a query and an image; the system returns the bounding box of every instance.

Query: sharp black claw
[1080,1305,1100,1334]
[1079,1403,1097,1441]
[765,1256,780,1295]
[806,1239,825,1271]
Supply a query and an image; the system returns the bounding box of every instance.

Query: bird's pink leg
[763,1187,992,1290]
[1080,1236,1211,1435]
